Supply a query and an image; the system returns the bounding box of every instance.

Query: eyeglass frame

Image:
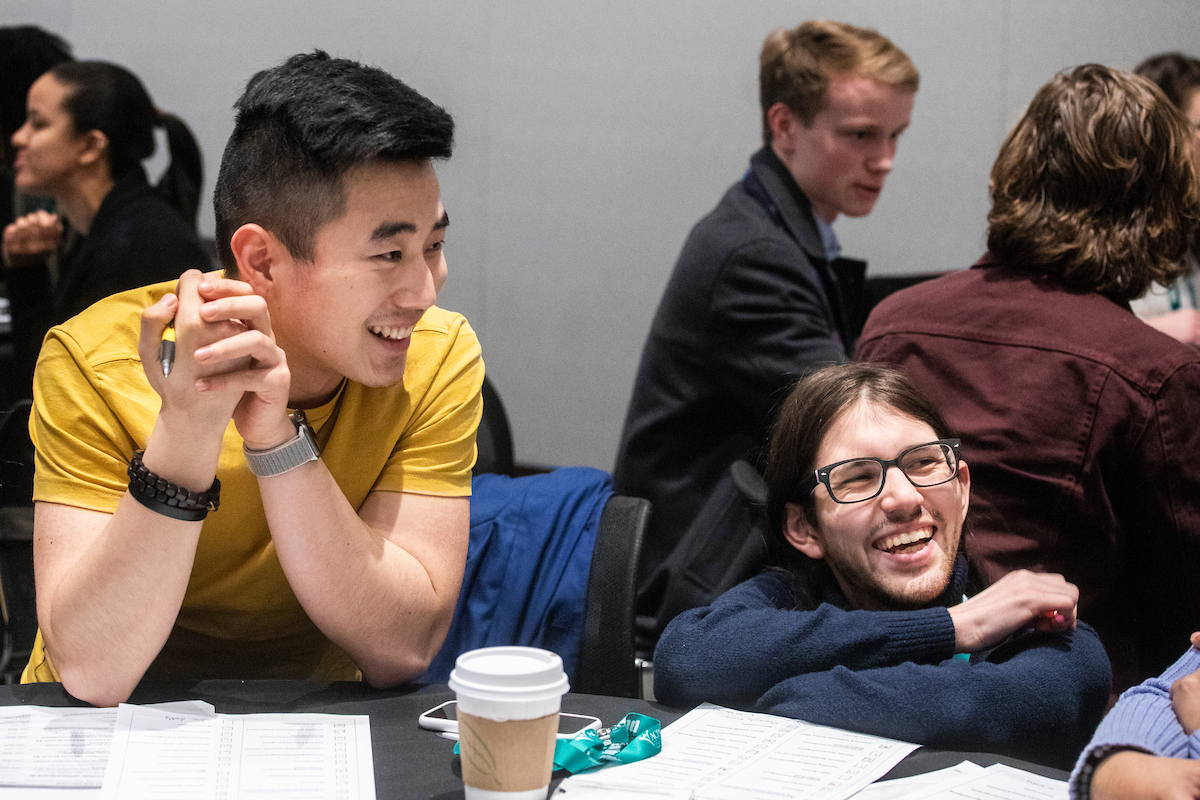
[795,438,962,505]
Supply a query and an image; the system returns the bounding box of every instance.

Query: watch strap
[243,410,321,477]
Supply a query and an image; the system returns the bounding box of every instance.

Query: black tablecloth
[0,680,1067,798]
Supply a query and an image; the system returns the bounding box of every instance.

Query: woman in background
[1131,52,1200,347]
[0,25,73,229]
[2,61,211,398]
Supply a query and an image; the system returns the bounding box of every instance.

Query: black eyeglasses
[796,439,962,504]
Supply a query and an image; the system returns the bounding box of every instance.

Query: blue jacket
[654,556,1112,769]
[422,468,613,683]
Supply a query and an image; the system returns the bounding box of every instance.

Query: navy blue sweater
[654,556,1112,769]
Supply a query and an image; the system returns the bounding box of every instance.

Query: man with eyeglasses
[654,363,1111,769]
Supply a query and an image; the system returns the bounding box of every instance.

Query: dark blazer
[4,167,211,397]
[614,147,853,588]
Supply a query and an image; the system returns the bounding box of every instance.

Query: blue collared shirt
[815,215,841,262]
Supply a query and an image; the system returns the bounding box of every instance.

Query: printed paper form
[101,704,375,800]
[0,701,213,800]
[902,763,1066,800]
[555,703,919,800]
[852,761,984,800]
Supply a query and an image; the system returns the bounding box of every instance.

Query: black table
[0,681,1067,798]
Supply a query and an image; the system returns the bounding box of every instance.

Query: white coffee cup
[448,646,571,800]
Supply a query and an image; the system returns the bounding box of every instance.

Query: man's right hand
[1091,751,1200,800]
[2,210,63,268]
[138,270,253,438]
[947,569,1078,654]
[135,268,264,497]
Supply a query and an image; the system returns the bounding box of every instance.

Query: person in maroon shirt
[857,64,1200,693]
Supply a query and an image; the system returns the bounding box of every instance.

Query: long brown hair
[987,64,1200,301]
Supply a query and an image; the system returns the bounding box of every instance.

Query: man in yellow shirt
[22,51,483,706]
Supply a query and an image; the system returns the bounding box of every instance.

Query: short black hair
[213,51,454,272]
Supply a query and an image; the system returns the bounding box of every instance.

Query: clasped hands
[2,210,63,268]
[139,269,295,451]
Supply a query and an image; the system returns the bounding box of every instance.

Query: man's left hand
[947,569,1078,653]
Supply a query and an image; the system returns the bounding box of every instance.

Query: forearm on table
[36,423,225,705]
[35,496,203,706]
[1087,750,1200,800]
[759,627,1109,765]
[258,463,467,686]
[654,580,956,708]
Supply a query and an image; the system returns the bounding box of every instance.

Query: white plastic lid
[448,646,570,704]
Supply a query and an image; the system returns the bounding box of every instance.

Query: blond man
[615,21,919,628]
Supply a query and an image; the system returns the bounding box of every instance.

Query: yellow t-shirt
[22,280,483,683]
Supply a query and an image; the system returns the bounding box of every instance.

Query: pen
[160,320,176,377]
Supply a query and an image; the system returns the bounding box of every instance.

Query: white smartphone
[418,701,601,739]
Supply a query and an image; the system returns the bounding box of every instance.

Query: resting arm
[33,272,256,706]
[34,496,206,706]
[189,274,475,686]
[1143,309,1200,347]
[653,573,956,710]
[1089,752,1200,800]
[757,623,1112,770]
[257,476,468,686]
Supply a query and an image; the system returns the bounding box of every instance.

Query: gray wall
[6,1,1199,468]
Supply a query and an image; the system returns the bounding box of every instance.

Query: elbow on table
[652,648,715,709]
[357,641,441,689]
[58,664,139,708]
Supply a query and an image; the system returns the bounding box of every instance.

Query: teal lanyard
[451,713,662,774]
[553,713,662,774]
[953,594,971,661]
[1169,274,1198,311]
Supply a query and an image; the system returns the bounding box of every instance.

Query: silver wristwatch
[243,410,321,477]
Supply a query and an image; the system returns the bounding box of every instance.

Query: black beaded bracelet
[127,451,221,522]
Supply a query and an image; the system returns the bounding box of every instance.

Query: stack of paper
[553,704,1068,800]
[0,702,374,800]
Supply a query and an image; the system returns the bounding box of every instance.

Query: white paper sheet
[902,763,1067,800]
[849,761,984,800]
[0,701,213,800]
[555,704,920,800]
[101,704,375,800]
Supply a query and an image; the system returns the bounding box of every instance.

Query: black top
[614,147,853,587]
[3,166,211,398]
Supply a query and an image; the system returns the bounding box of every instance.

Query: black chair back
[576,495,651,697]
[0,399,35,683]
[473,377,515,477]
